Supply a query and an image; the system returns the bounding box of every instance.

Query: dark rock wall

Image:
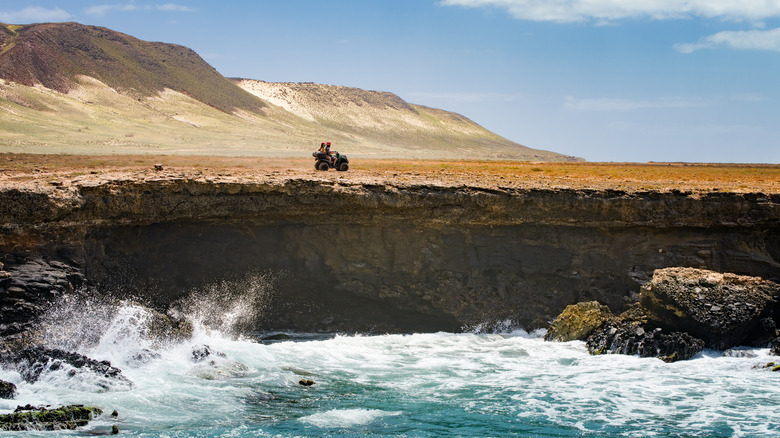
[2,178,779,333]
[83,221,779,332]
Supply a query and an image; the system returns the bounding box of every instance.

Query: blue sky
[2,1,779,163]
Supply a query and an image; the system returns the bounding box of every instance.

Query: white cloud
[0,6,73,23]
[731,93,770,102]
[156,4,195,12]
[85,4,140,15]
[440,0,780,23]
[85,3,194,16]
[564,96,706,111]
[675,27,780,53]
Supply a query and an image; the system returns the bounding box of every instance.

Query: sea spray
[168,269,279,338]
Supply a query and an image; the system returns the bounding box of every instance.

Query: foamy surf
[1,289,779,437]
[299,408,402,428]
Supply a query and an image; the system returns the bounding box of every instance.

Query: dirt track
[1,154,778,194]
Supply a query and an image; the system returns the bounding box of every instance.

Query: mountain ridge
[0,22,265,113]
[0,22,581,161]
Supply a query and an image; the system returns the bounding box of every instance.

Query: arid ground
[1,153,778,194]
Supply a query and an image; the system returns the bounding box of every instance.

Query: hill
[0,22,263,113]
[0,22,580,161]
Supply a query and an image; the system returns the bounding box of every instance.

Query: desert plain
[1,153,778,195]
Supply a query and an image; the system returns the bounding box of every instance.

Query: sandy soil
[1,154,778,194]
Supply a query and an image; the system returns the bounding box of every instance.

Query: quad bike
[313,151,349,171]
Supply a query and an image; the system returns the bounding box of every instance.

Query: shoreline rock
[639,267,780,350]
[0,380,16,399]
[0,405,102,431]
[544,301,614,342]
[0,346,131,389]
[547,268,780,362]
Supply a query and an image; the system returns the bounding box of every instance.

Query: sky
[1,1,779,163]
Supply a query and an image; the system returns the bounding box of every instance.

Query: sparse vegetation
[1,154,777,194]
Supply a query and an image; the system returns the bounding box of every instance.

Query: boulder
[0,380,16,399]
[0,405,102,431]
[771,337,780,356]
[544,301,614,342]
[639,267,780,350]
[145,309,193,345]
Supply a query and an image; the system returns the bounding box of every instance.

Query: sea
[1,284,779,438]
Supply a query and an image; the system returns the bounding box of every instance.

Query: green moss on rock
[0,405,102,431]
[544,301,614,342]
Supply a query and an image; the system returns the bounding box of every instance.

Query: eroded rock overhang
[2,176,779,332]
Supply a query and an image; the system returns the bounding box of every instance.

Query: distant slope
[0,22,580,161]
[235,80,573,161]
[0,22,263,113]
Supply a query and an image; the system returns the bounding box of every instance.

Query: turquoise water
[2,300,780,437]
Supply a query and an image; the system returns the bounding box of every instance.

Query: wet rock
[584,303,704,362]
[127,349,162,367]
[544,301,614,342]
[145,309,193,344]
[759,361,780,372]
[0,346,130,387]
[747,317,778,347]
[0,380,16,399]
[0,404,102,431]
[191,344,227,362]
[0,256,87,340]
[639,267,780,350]
[721,349,757,358]
[770,337,780,356]
[189,344,248,380]
[587,321,705,362]
[299,379,315,386]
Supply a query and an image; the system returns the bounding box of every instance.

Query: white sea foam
[299,408,402,428]
[4,291,780,436]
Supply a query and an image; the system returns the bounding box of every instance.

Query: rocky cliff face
[1,172,778,333]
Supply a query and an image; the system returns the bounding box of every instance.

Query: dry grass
[1,153,778,194]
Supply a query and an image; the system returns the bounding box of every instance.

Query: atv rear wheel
[317,161,330,171]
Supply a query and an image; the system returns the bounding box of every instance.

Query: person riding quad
[321,141,337,167]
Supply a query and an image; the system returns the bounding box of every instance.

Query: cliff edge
[2,161,778,333]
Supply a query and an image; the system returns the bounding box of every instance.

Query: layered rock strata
[1,174,779,333]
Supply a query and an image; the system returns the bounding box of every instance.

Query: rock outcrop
[639,267,780,350]
[548,268,780,361]
[0,405,102,431]
[0,346,130,388]
[544,301,614,342]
